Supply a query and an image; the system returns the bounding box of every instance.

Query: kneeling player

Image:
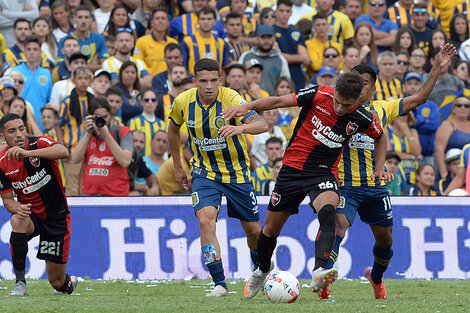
[0,113,78,295]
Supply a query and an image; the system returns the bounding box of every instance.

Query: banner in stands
[0,197,469,280]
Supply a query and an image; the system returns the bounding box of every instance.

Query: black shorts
[28,213,71,264]
[268,165,340,214]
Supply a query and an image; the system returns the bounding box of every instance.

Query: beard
[259,44,274,54]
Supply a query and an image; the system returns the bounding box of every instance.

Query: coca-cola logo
[88,155,114,166]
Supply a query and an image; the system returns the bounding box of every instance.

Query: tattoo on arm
[245,112,263,123]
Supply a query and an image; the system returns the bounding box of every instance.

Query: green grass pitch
[0,278,469,313]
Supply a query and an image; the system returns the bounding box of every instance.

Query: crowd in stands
[0,0,468,197]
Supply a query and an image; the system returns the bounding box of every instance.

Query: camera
[93,114,106,128]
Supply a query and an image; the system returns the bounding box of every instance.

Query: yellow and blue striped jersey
[387,125,418,184]
[0,33,6,54]
[57,96,89,153]
[102,56,150,80]
[127,115,167,156]
[386,4,411,28]
[169,86,254,183]
[57,32,109,64]
[251,163,273,194]
[375,77,404,101]
[224,38,251,62]
[339,99,403,187]
[134,33,178,76]
[1,44,51,71]
[181,32,230,75]
[162,93,175,125]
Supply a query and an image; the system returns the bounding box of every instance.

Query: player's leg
[46,261,77,294]
[239,220,261,267]
[8,214,35,296]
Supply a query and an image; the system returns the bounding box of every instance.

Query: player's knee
[377,237,393,250]
[10,215,29,232]
[197,214,216,230]
[318,204,336,229]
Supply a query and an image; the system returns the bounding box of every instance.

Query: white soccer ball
[263,271,300,303]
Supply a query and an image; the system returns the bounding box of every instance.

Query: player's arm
[371,133,392,182]
[5,141,69,161]
[1,191,31,218]
[218,111,268,138]
[443,167,466,195]
[402,43,456,114]
[168,120,190,191]
[222,94,295,120]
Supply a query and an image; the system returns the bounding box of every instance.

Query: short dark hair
[63,36,79,45]
[351,64,377,84]
[88,97,111,115]
[105,35,116,42]
[105,86,123,98]
[343,45,359,56]
[225,11,243,23]
[41,106,59,118]
[75,5,92,15]
[265,137,283,146]
[225,63,245,75]
[151,8,169,20]
[180,77,194,86]
[194,58,220,76]
[24,35,41,48]
[164,43,182,55]
[0,113,22,133]
[277,0,293,8]
[313,13,328,23]
[197,6,217,19]
[335,72,364,99]
[14,18,31,30]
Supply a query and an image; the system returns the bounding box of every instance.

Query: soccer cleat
[310,267,338,293]
[244,261,274,299]
[318,284,330,300]
[364,266,387,299]
[52,275,79,295]
[9,281,27,296]
[206,285,228,297]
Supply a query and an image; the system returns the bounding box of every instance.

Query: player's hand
[371,170,394,183]
[218,125,243,138]
[222,103,250,120]
[96,123,110,138]
[5,146,29,160]
[436,43,457,68]
[175,167,190,191]
[16,203,32,218]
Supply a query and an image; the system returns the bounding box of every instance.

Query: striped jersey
[102,56,149,80]
[57,96,88,153]
[375,77,403,101]
[127,115,167,156]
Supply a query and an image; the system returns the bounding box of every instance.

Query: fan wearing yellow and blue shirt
[251,137,283,195]
[181,6,230,76]
[168,58,268,297]
[322,43,457,301]
[226,0,259,46]
[224,12,252,63]
[374,51,404,101]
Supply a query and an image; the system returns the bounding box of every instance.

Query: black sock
[10,232,28,283]
[55,273,75,294]
[371,244,393,284]
[314,204,336,270]
[258,231,277,273]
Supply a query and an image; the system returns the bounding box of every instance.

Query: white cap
[445,148,462,163]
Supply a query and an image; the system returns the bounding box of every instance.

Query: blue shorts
[191,177,260,222]
[336,186,393,227]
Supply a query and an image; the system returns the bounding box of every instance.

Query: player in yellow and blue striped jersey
[322,44,456,300]
[168,58,268,297]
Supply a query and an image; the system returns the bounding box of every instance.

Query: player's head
[351,64,377,105]
[333,72,364,116]
[193,59,222,103]
[0,113,27,148]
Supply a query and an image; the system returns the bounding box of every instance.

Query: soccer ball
[264,271,300,303]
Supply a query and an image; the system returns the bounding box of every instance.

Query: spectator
[157,65,190,121]
[259,7,276,26]
[355,0,398,52]
[72,97,133,196]
[322,47,341,73]
[105,86,123,124]
[435,97,470,179]
[224,12,252,63]
[354,23,378,68]
[273,76,298,141]
[128,88,166,156]
[403,164,441,196]
[105,35,116,57]
[260,157,282,195]
[385,150,403,195]
[40,106,59,138]
[103,5,144,39]
[6,96,41,135]
[449,14,468,51]
[443,143,469,196]
[91,69,112,98]
[0,0,38,48]
[341,46,361,74]
[4,71,27,98]
[143,130,169,175]
[225,63,246,96]
[404,72,440,166]
[102,30,151,88]
[453,60,470,88]
[12,35,52,129]
[32,17,58,67]
[425,29,448,71]
[134,9,177,77]
[315,66,337,87]
[156,141,192,195]
[228,0,257,43]
[395,52,410,82]
[239,25,290,95]
[393,27,416,56]
[151,43,184,96]
[344,0,362,25]
[94,0,115,34]
[0,79,17,111]
[438,148,462,194]
[128,130,160,196]
[289,0,315,25]
[131,0,167,30]
[385,0,414,28]
[244,59,270,99]
[51,36,80,83]
[294,18,312,40]
[375,51,403,100]
[56,66,94,196]
[50,0,75,43]
[115,61,142,125]
[410,3,433,56]
[409,47,426,75]
[251,137,284,195]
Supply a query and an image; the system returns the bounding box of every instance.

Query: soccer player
[322,43,456,300]
[168,58,268,297]
[223,72,390,299]
[0,113,78,296]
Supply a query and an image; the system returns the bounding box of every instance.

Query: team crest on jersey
[271,192,281,206]
[99,142,106,151]
[29,157,40,167]
[90,142,97,149]
[346,121,359,135]
[291,31,301,41]
[204,51,214,58]
[338,196,345,209]
[214,116,226,130]
[81,45,90,55]
[192,192,199,207]
[39,76,47,85]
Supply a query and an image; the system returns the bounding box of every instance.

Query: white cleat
[52,275,79,295]
[206,285,229,297]
[311,267,338,293]
[9,281,27,296]
[243,261,274,299]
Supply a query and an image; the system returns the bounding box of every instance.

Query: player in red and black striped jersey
[0,113,78,296]
[223,72,392,299]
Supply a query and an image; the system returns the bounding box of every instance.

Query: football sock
[258,231,277,273]
[250,249,259,269]
[10,232,28,283]
[55,273,75,294]
[314,204,336,270]
[207,260,227,290]
[371,244,393,284]
[326,234,343,269]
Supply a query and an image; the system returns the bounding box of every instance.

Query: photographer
[71,97,133,196]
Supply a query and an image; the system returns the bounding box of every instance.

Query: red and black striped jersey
[0,136,69,221]
[285,85,383,178]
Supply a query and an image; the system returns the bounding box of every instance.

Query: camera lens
[94,115,106,128]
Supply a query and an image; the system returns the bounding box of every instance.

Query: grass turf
[0,278,468,313]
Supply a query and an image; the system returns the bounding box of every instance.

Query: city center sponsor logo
[11,168,51,194]
[311,115,345,148]
[193,137,227,151]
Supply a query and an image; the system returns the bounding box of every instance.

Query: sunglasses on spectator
[117,27,132,33]
[34,24,49,28]
[324,53,339,58]
[263,14,276,19]
[14,79,24,85]
[413,8,427,14]
[397,60,410,66]
[454,103,470,108]
[143,98,157,103]
[411,54,425,58]
[370,2,386,6]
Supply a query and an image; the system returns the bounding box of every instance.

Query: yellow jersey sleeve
[370,98,403,128]
[169,90,189,127]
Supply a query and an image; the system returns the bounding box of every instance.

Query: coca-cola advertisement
[88,155,115,166]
